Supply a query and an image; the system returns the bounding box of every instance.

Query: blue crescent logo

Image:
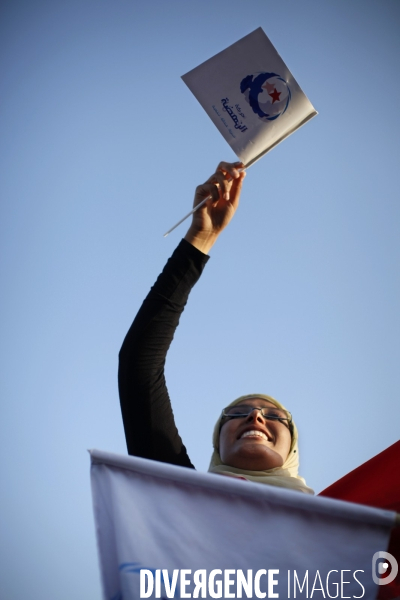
[240,72,291,121]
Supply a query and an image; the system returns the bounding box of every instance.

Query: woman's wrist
[184,226,220,255]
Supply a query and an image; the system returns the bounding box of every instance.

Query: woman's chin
[226,445,285,471]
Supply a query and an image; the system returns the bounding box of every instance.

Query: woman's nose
[246,408,265,423]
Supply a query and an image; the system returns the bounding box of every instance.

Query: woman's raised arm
[118,162,245,467]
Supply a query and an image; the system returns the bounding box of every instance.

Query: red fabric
[319,441,400,599]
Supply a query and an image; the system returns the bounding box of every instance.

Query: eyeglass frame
[220,405,293,434]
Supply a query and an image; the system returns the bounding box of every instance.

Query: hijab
[208,393,314,495]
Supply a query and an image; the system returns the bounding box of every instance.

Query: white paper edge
[89,449,396,528]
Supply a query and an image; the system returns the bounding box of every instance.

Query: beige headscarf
[208,393,314,495]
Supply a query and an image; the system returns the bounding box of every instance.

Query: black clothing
[119,239,209,468]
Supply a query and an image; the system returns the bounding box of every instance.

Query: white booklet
[182,28,317,167]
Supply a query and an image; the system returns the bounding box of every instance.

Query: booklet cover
[182,28,317,167]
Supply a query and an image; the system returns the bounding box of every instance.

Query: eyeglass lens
[224,405,290,420]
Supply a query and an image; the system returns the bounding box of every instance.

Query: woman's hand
[184,161,246,254]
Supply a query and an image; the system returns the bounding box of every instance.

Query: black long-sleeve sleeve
[118,239,210,468]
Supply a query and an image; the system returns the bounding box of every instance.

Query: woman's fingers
[204,161,246,202]
[217,161,245,181]
[194,181,219,205]
[208,171,231,200]
[193,161,246,211]
[229,169,246,207]
[195,175,228,206]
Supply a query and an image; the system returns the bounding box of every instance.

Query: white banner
[90,450,395,600]
[182,28,317,167]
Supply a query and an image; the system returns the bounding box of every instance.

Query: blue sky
[1,1,399,598]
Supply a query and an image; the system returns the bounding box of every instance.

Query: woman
[119,161,313,494]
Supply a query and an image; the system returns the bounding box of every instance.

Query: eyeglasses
[221,405,292,430]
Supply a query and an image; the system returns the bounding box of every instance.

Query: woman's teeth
[240,430,269,440]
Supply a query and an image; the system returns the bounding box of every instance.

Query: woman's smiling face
[218,398,292,471]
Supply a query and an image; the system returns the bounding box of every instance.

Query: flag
[181,28,317,167]
[319,441,400,599]
[90,449,396,600]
